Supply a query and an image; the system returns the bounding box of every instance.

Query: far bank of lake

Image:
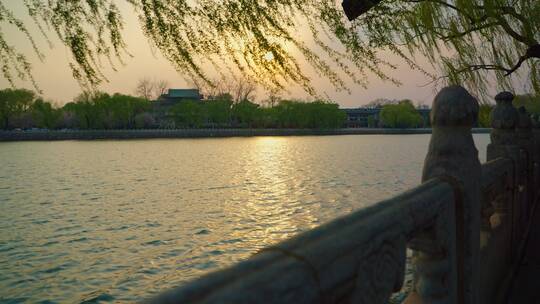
[0,128,491,141]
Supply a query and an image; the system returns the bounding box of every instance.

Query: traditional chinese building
[153,89,202,127]
[342,107,431,128]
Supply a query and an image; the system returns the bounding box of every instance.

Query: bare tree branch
[135,78,154,100]
[154,80,169,99]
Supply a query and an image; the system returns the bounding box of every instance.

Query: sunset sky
[0,2,511,107]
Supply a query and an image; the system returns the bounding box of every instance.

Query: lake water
[0,134,489,303]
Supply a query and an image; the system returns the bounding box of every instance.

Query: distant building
[342,108,381,128]
[342,107,431,128]
[153,89,201,127]
[157,89,201,104]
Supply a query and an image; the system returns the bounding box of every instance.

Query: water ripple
[0,135,490,303]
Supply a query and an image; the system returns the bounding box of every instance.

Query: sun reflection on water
[0,135,490,302]
[226,137,319,250]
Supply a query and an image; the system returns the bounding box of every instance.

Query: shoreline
[0,128,491,141]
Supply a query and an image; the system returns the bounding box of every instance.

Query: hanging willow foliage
[0,0,539,96]
[349,0,540,97]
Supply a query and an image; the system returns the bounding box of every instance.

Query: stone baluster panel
[486,92,523,258]
[406,86,481,304]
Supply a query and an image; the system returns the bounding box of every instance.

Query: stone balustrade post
[487,92,519,152]
[486,92,529,258]
[486,92,521,172]
[407,86,481,304]
[486,93,519,234]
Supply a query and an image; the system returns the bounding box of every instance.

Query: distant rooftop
[167,89,200,99]
[341,106,431,113]
[341,108,381,114]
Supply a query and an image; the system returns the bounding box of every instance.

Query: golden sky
[0,2,452,107]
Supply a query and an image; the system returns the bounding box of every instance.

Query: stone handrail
[480,158,513,192]
[479,157,513,234]
[146,87,539,304]
[149,180,455,304]
[478,157,515,304]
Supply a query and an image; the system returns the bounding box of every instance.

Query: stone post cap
[490,91,518,130]
[431,85,479,127]
[494,91,514,103]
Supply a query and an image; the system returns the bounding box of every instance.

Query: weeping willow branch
[0,0,383,96]
[1,0,540,98]
[348,0,540,97]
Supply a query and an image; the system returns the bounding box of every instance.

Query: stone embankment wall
[0,128,491,141]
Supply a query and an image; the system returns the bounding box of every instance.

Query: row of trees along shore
[1,1,538,131]
[379,100,424,128]
[0,88,346,130]
[365,97,539,129]
[172,98,346,129]
[2,88,538,131]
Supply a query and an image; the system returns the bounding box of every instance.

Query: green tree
[171,101,205,128]
[31,98,61,129]
[478,104,494,127]
[64,92,110,129]
[380,100,423,128]
[105,94,150,128]
[269,99,345,128]
[134,112,156,129]
[0,88,36,129]
[303,101,346,128]
[9,112,34,129]
[4,1,538,96]
[63,92,150,129]
[231,100,261,127]
[257,107,279,128]
[204,99,232,126]
[63,101,89,129]
[272,100,302,128]
[514,94,540,115]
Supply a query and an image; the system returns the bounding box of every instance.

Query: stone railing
[146,87,540,304]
